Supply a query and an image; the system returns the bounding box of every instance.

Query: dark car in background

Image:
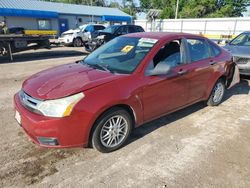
[8,27,25,34]
[224,31,250,75]
[84,24,144,52]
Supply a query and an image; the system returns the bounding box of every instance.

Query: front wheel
[73,38,82,47]
[91,108,132,153]
[207,79,225,106]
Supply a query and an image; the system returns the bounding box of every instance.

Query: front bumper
[238,67,250,75]
[13,93,91,148]
[58,37,73,45]
[234,57,250,75]
[84,39,103,52]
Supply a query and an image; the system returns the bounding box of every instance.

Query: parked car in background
[224,31,250,76]
[8,27,25,34]
[14,32,239,153]
[58,24,105,47]
[84,24,144,52]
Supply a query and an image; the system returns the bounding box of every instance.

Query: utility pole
[91,0,94,23]
[175,0,179,19]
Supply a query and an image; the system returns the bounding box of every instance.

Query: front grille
[19,90,42,113]
[233,56,250,64]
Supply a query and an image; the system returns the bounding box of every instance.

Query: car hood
[224,45,250,58]
[22,62,125,100]
[62,29,80,35]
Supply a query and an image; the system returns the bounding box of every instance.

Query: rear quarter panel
[204,48,233,99]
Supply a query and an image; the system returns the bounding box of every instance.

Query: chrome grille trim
[19,90,42,112]
[233,56,250,64]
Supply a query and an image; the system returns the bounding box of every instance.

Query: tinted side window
[94,25,105,31]
[187,39,210,62]
[208,41,221,57]
[128,26,136,33]
[136,26,144,32]
[116,26,128,35]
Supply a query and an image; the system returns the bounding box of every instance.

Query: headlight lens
[37,93,84,118]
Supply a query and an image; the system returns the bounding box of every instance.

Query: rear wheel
[207,79,225,106]
[91,108,132,153]
[73,38,82,47]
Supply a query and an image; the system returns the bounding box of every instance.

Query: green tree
[140,0,250,19]
[121,0,137,19]
[109,1,120,8]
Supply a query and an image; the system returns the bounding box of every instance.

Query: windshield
[230,33,250,46]
[82,37,158,74]
[102,25,120,34]
[79,25,87,30]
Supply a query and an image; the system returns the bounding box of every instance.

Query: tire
[73,38,82,47]
[207,79,225,106]
[91,108,132,153]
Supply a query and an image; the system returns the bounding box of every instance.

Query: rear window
[186,39,210,62]
[208,41,221,57]
[136,26,144,32]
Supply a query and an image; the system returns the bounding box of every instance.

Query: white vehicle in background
[58,24,105,47]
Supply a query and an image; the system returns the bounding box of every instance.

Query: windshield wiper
[87,63,114,73]
[79,60,115,73]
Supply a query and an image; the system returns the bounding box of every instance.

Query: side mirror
[146,62,171,76]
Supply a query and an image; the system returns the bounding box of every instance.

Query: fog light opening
[37,137,59,146]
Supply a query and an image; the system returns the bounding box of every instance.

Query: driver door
[142,38,190,121]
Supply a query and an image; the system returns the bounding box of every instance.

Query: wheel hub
[100,115,128,148]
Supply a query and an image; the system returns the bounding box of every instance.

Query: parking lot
[0,47,250,187]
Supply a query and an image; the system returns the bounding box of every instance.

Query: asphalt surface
[0,47,250,188]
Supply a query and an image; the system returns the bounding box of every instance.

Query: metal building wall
[58,14,102,30]
[5,16,58,31]
[135,18,250,36]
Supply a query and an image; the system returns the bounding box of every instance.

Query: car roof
[125,32,206,40]
[79,24,104,27]
[243,31,250,34]
[110,24,142,27]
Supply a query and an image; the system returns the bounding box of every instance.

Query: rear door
[184,38,216,103]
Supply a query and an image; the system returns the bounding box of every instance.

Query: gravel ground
[0,47,250,188]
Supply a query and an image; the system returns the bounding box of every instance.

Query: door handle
[177,69,188,75]
[209,61,217,65]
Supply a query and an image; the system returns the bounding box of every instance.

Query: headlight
[97,35,105,39]
[37,93,84,118]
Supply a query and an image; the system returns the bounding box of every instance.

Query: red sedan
[14,32,239,152]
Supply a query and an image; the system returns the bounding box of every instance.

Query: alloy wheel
[100,115,128,148]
